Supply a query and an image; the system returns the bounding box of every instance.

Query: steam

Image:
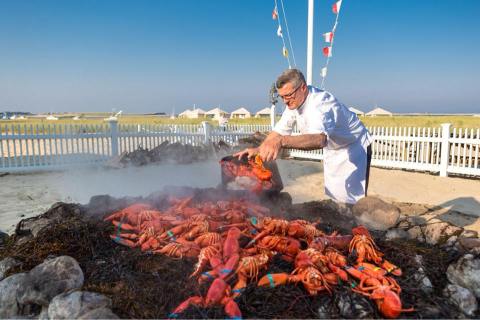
[56,160,222,204]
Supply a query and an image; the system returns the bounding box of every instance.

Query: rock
[423,220,452,245]
[352,197,400,231]
[0,257,22,281]
[396,217,410,229]
[17,256,84,306]
[447,254,480,298]
[458,237,480,250]
[335,291,374,319]
[0,273,28,318]
[385,228,409,241]
[86,195,141,218]
[316,302,332,319]
[48,291,113,319]
[413,267,434,293]
[470,247,480,255]
[0,230,8,246]
[78,307,119,319]
[444,235,458,248]
[414,254,424,266]
[460,230,479,238]
[38,307,49,320]
[407,215,427,226]
[322,200,353,218]
[14,203,81,242]
[444,225,463,237]
[407,226,425,242]
[416,303,442,318]
[443,284,478,316]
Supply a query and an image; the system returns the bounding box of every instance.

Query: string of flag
[321,0,343,89]
[272,0,296,69]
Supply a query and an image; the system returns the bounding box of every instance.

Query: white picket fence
[288,123,480,177]
[0,121,479,177]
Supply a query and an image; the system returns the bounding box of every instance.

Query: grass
[0,115,478,134]
[359,115,480,129]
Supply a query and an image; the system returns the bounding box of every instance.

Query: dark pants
[365,145,372,196]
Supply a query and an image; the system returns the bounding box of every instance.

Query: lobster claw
[381,259,402,276]
[372,289,414,319]
[258,273,289,288]
[223,298,242,320]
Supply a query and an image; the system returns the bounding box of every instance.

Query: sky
[1,0,479,114]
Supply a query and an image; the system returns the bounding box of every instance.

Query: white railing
[0,121,270,172]
[288,123,480,177]
[1,121,479,177]
[0,123,113,171]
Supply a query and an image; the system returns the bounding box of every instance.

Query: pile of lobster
[104,197,414,319]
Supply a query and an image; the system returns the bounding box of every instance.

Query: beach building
[230,107,251,119]
[188,108,206,118]
[192,108,205,118]
[46,115,59,120]
[348,106,365,116]
[178,109,192,118]
[366,107,393,117]
[205,107,229,120]
[179,108,206,119]
[255,107,271,118]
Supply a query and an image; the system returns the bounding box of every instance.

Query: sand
[1,159,479,234]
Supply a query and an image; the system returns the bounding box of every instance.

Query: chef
[235,68,372,204]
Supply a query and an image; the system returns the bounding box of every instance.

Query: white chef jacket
[273,86,372,204]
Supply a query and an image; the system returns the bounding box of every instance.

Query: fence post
[202,121,212,144]
[439,123,451,177]
[109,120,119,157]
[270,104,276,129]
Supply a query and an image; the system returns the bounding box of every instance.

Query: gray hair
[275,69,306,89]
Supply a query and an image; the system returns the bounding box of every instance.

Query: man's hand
[233,147,259,160]
[258,134,283,162]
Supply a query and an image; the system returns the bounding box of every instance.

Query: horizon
[1,0,479,114]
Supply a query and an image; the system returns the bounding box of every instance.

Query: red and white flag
[323,32,334,43]
[323,47,332,57]
[332,0,342,14]
[272,6,278,20]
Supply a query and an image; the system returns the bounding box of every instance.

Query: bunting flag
[272,6,278,20]
[321,67,328,78]
[332,0,342,14]
[323,32,334,43]
[277,25,283,37]
[322,47,332,57]
[282,46,289,58]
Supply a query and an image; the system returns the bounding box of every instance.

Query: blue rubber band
[358,266,365,271]
[267,273,275,288]
[220,268,232,274]
[115,216,126,243]
[168,313,178,318]
[250,217,257,225]
[232,288,243,293]
[230,316,242,320]
[202,272,213,279]
[167,231,176,241]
